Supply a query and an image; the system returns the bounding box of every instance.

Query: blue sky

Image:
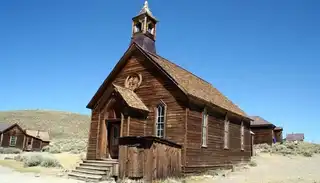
[1,0,319,142]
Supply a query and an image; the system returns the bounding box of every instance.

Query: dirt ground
[0,153,320,183]
[186,153,320,183]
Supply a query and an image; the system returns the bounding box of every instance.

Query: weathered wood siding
[274,130,283,143]
[87,50,187,160]
[185,107,251,173]
[251,127,274,145]
[86,110,100,160]
[119,137,182,183]
[32,138,42,150]
[111,51,186,144]
[1,125,25,149]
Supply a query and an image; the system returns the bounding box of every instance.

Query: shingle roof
[250,116,275,127]
[144,50,248,118]
[25,130,50,142]
[113,84,149,112]
[87,43,249,119]
[286,133,304,141]
[0,123,13,132]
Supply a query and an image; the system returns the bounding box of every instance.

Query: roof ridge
[142,48,248,118]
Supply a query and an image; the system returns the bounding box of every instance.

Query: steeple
[131,1,158,53]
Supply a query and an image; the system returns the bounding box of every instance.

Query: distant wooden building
[0,123,26,149]
[286,133,304,142]
[250,116,284,145]
[0,123,50,151]
[80,1,253,181]
[24,130,50,151]
[274,127,283,143]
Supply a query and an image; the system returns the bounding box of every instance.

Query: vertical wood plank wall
[118,137,182,183]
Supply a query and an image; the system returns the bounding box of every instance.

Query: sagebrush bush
[40,157,61,168]
[42,138,87,154]
[248,160,257,167]
[0,147,22,154]
[24,154,43,167]
[254,142,320,157]
[15,152,61,168]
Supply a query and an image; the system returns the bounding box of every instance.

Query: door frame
[106,120,121,159]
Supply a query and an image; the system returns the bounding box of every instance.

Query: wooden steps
[68,159,118,182]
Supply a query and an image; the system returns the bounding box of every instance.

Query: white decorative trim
[0,133,3,146]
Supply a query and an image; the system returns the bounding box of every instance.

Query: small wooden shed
[24,130,50,151]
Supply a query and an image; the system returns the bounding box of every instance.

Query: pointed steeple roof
[136,1,158,21]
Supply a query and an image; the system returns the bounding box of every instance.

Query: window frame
[9,135,17,147]
[224,114,230,149]
[155,101,166,138]
[201,108,209,147]
[241,121,245,151]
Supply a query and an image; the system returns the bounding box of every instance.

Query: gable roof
[87,43,250,120]
[0,123,13,132]
[144,50,248,118]
[113,84,149,112]
[25,130,50,142]
[250,116,275,127]
[286,133,304,141]
[0,123,25,134]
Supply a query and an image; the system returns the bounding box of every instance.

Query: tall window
[224,115,229,149]
[202,108,208,147]
[156,103,166,138]
[241,121,245,151]
[9,136,17,147]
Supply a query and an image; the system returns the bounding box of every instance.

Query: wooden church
[78,1,253,182]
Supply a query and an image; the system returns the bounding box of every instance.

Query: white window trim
[155,101,166,138]
[241,121,245,151]
[224,115,230,149]
[201,108,208,147]
[9,136,17,147]
[0,133,3,146]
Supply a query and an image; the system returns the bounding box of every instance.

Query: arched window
[155,102,166,138]
[147,23,154,34]
[134,22,142,33]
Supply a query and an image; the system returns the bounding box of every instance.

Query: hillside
[0,110,90,139]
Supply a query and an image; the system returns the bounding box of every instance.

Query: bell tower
[131,1,158,53]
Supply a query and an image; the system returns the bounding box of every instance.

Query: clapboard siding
[251,127,274,145]
[185,106,251,172]
[111,51,187,145]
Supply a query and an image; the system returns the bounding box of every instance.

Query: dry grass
[254,141,320,157]
[53,152,84,170]
[0,159,43,173]
[0,110,90,139]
